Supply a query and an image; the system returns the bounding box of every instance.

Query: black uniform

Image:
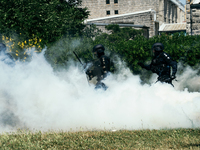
[86,44,110,90]
[138,43,177,85]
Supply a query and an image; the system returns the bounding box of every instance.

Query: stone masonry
[186,0,200,35]
[85,10,155,37]
[80,0,185,37]
[81,0,185,24]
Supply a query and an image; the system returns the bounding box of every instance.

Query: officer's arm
[138,62,152,70]
[162,53,177,76]
[143,64,152,70]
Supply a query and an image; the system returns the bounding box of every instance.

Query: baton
[73,51,83,66]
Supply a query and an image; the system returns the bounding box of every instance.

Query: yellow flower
[16,53,18,56]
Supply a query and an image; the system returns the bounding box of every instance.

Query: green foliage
[150,33,200,67]
[0,129,200,149]
[1,1,199,75]
[104,24,143,42]
[45,35,94,69]
[0,0,89,46]
[92,25,150,73]
[44,23,200,77]
[83,24,102,39]
[92,30,200,74]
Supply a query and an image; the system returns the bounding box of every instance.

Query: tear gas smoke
[0,49,199,133]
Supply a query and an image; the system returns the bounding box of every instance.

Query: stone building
[186,0,200,35]
[80,0,185,37]
[84,9,156,37]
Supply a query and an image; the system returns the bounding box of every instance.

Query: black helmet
[93,44,105,58]
[152,43,164,52]
[0,43,6,52]
[93,44,105,52]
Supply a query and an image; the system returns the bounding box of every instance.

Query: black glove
[171,75,176,80]
[137,62,145,68]
[86,69,90,75]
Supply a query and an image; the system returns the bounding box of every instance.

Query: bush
[0,0,89,61]
[45,25,200,76]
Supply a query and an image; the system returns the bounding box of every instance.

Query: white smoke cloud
[0,49,200,133]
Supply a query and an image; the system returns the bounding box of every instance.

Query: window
[106,11,110,15]
[114,0,118,3]
[115,10,118,14]
[106,0,110,4]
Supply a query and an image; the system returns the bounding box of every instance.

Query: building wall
[81,0,158,19]
[86,11,156,37]
[81,0,185,24]
[81,0,185,37]
[186,1,200,35]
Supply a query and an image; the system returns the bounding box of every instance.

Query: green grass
[0,128,199,149]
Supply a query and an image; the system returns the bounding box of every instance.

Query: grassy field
[0,128,199,149]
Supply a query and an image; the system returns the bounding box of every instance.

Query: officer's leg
[95,82,108,90]
[163,76,174,87]
[157,75,174,87]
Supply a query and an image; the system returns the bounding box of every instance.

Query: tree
[0,0,89,46]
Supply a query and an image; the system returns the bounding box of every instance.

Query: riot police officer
[86,44,110,90]
[138,43,177,86]
[0,43,14,66]
[0,43,6,52]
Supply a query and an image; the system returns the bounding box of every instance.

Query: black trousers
[157,75,174,87]
[95,81,108,90]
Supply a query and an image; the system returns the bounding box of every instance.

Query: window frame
[114,10,118,14]
[106,10,110,15]
[106,0,110,4]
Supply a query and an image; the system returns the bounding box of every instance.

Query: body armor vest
[86,55,110,82]
[151,53,170,76]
